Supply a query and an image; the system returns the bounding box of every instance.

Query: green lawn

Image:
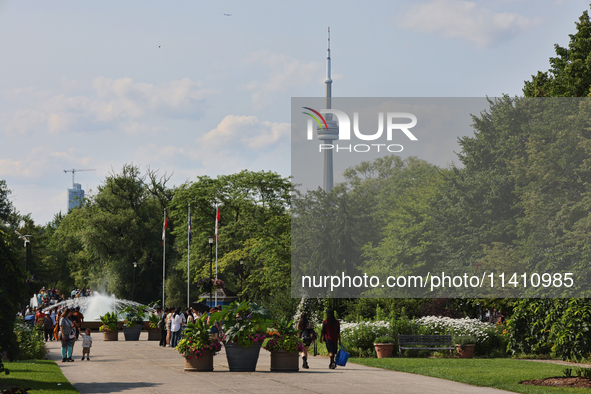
[350,358,586,393]
[0,360,78,394]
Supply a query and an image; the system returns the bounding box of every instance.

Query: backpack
[158,315,165,330]
[301,326,316,342]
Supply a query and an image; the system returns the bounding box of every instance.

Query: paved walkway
[46,333,514,394]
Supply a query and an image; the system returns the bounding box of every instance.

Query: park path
[45,332,515,394]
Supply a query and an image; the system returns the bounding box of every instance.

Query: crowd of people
[32,286,94,309]
[19,285,96,363]
[19,303,90,363]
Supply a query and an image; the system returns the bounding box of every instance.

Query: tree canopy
[524,8,591,97]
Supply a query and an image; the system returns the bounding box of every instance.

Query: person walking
[156,307,167,347]
[166,308,172,347]
[297,312,316,369]
[53,310,62,341]
[72,306,84,339]
[320,309,341,369]
[170,308,183,348]
[80,328,92,360]
[59,308,75,362]
[50,309,56,329]
[43,314,53,342]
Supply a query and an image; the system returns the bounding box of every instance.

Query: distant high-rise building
[68,183,84,210]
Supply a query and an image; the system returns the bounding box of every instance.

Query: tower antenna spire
[326,27,332,111]
[316,27,337,192]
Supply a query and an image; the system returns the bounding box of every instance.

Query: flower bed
[314,315,506,358]
[415,316,506,356]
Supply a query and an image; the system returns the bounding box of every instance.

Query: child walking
[81,328,92,360]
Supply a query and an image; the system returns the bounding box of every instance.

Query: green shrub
[506,299,553,356]
[548,299,591,361]
[341,322,389,357]
[374,336,395,344]
[14,321,46,360]
[507,298,591,361]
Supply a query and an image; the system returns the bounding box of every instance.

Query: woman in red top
[320,309,341,369]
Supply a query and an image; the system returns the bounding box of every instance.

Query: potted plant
[176,316,222,371]
[264,317,304,372]
[454,335,477,358]
[373,336,396,358]
[99,312,119,341]
[146,313,161,341]
[210,300,271,372]
[119,305,146,341]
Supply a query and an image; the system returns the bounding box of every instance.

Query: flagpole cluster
[215,204,220,306]
[162,209,167,308]
[161,204,220,309]
[187,204,191,309]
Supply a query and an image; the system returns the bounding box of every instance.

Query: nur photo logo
[303,107,418,153]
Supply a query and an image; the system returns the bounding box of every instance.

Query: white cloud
[201,115,289,150]
[92,77,209,117]
[2,77,211,135]
[0,147,91,179]
[128,115,290,181]
[401,0,541,47]
[6,109,47,134]
[243,51,322,109]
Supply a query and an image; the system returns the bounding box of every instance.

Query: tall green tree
[54,165,173,302]
[0,181,27,361]
[524,7,591,97]
[169,170,292,303]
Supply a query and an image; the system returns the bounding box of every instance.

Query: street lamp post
[208,236,214,308]
[132,262,137,302]
[239,259,244,300]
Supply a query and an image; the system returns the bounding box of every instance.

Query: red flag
[215,205,220,241]
[162,213,167,246]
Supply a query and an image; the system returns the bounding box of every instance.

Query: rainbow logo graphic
[302,107,328,130]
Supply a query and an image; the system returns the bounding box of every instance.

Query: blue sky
[0,0,587,224]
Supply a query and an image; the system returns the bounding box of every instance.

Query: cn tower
[317,27,339,192]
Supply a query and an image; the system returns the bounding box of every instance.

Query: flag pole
[215,203,219,307]
[162,208,166,308]
[187,204,191,309]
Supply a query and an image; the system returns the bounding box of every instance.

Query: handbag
[335,345,349,367]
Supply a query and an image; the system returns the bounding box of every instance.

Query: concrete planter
[374,343,395,358]
[103,330,118,341]
[147,329,161,341]
[270,350,299,372]
[123,324,143,341]
[224,341,262,372]
[184,351,214,372]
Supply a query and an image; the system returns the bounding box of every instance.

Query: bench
[397,334,454,358]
